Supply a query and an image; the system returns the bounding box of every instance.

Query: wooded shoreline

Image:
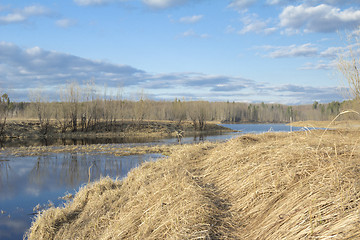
[0,119,233,147]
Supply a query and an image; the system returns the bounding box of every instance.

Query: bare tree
[29,90,52,135]
[171,98,187,125]
[114,85,124,123]
[60,82,81,132]
[337,29,360,115]
[187,101,209,131]
[133,90,148,125]
[187,101,198,130]
[83,80,100,131]
[197,101,209,131]
[102,85,115,131]
[0,93,12,136]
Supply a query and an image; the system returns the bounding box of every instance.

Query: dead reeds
[25,129,360,239]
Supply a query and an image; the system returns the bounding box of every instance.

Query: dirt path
[181,145,240,239]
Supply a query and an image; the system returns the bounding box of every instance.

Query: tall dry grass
[201,131,360,239]
[25,129,360,239]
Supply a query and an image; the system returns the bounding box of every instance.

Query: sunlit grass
[25,129,360,239]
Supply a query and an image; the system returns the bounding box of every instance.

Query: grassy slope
[290,120,360,129]
[26,130,360,239]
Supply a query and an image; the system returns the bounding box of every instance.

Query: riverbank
[0,119,233,147]
[1,140,192,157]
[26,129,360,239]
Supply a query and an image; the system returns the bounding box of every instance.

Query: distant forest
[5,98,343,123]
[0,81,350,134]
[0,81,354,133]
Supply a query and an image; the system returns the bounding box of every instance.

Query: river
[0,123,308,240]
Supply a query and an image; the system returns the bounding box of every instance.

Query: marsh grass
[4,142,188,157]
[25,129,360,239]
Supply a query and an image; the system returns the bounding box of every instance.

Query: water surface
[0,153,163,240]
[0,123,311,239]
[220,123,307,134]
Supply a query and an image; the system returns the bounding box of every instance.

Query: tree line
[0,81,346,135]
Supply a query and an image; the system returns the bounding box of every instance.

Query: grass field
[25,129,360,239]
[290,120,360,129]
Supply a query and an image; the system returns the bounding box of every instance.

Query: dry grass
[4,142,189,157]
[25,129,360,239]
[290,120,360,129]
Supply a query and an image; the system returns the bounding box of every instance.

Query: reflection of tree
[0,160,12,192]
[29,156,51,188]
[28,153,144,189]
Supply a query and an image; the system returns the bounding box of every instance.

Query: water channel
[0,124,307,240]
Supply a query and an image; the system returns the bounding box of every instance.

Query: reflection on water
[0,131,236,148]
[0,153,163,240]
[0,123,313,148]
[0,135,167,148]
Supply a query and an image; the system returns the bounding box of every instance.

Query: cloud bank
[0,42,342,104]
[0,42,144,93]
[279,4,360,33]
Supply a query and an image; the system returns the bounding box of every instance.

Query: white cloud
[0,42,343,104]
[74,0,114,6]
[306,0,359,6]
[263,27,277,34]
[182,29,196,37]
[26,46,42,56]
[0,5,51,25]
[320,46,344,59]
[267,0,358,6]
[279,4,360,33]
[266,0,282,5]
[75,0,192,8]
[56,18,77,28]
[0,5,7,12]
[0,13,26,23]
[225,25,236,34]
[179,15,203,24]
[300,60,337,70]
[238,14,276,34]
[142,72,343,104]
[22,5,50,16]
[142,0,188,9]
[178,29,209,38]
[260,43,318,58]
[228,0,256,11]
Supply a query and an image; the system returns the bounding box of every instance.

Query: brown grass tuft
[26,130,360,239]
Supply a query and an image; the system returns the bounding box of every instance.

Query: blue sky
[0,0,359,104]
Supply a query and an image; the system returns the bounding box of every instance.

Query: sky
[0,0,360,104]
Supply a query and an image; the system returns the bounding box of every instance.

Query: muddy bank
[26,130,360,239]
[0,120,233,147]
[2,140,191,157]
